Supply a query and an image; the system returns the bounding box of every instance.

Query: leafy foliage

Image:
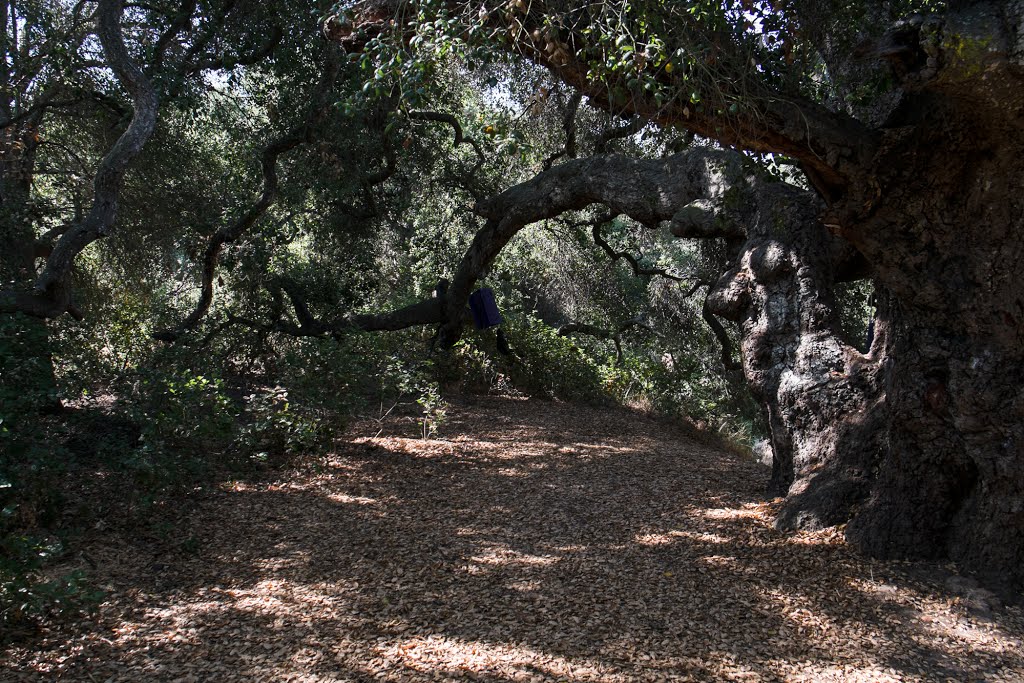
[0,533,102,630]
[0,0,905,625]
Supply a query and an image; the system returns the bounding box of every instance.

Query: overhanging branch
[409,110,486,197]
[327,0,878,194]
[214,278,472,344]
[154,51,342,342]
[438,148,749,346]
[2,0,159,319]
[558,315,656,365]
[585,213,686,282]
[594,117,644,154]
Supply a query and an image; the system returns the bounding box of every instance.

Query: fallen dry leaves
[3,396,1022,682]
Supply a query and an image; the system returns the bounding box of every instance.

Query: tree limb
[28,0,159,305]
[186,25,284,74]
[437,149,751,346]
[558,315,654,365]
[363,134,397,186]
[239,277,470,341]
[702,297,739,371]
[409,109,486,196]
[586,213,686,281]
[154,51,342,341]
[327,0,879,196]
[542,92,582,170]
[594,117,644,154]
[148,0,197,74]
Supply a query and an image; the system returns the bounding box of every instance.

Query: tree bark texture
[837,21,1024,588]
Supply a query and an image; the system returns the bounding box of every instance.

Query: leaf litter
[3,395,1022,682]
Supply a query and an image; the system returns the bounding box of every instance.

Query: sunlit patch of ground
[3,396,1022,682]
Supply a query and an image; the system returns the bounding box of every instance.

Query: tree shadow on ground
[3,396,1022,682]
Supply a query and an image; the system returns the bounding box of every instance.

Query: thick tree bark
[836,25,1024,589]
[703,181,887,528]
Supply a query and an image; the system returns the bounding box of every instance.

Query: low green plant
[237,385,335,461]
[416,379,448,439]
[502,314,607,402]
[133,370,236,452]
[0,316,90,627]
[0,524,103,629]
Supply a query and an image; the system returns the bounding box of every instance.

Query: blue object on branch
[469,287,503,329]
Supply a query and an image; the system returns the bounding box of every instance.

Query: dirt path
[4,396,1023,682]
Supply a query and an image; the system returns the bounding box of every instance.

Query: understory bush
[1,316,99,629]
[484,313,609,402]
[0,533,102,630]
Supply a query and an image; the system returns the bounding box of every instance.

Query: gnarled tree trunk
[702,181,889,532]
[327,0,1024,592]
[0,117,60,411]
[837,50,1024,589]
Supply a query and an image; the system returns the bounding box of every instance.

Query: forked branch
[1,0,158,318]
[154,51,342,342]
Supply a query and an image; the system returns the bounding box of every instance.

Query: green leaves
[1,534,102,627]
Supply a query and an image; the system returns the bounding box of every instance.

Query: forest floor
[3,395,1023,682]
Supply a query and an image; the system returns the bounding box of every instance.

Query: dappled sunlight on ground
[3,396,1022,682]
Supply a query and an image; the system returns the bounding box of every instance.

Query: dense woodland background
[2,0,1022,630]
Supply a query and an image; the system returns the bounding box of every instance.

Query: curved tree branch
[594,117,645,154]
[148,0,197,74]
[153,51,342,341]
[542,91,582,170]
[2,0,158,318]
[409,109,486,196]
[363,134,398,186]
[186,25,284,74]
[409,110,483,164]
[701,296,739,372]
[437,148,753,346]
[327,0,879,195]
[587,213,686,281]
[233,146,817,376]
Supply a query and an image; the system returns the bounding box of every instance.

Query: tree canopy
[1,0,1022,621]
